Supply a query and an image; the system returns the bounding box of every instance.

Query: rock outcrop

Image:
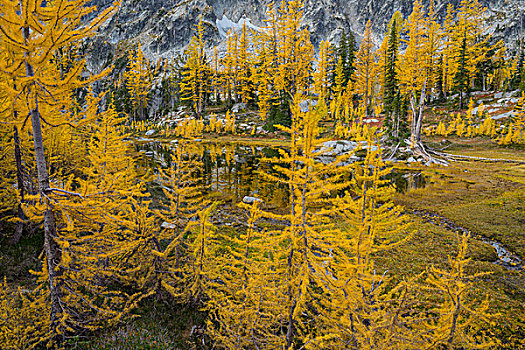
[85,0,523,71]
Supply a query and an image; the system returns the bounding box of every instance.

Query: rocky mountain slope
[86,0,523,72]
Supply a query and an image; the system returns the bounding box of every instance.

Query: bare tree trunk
[30,104,63,340]
[410,81,427,145]
[285,297,297,350]
[24,25,63,342]
[408,82,449,166]
[9,125,27,245]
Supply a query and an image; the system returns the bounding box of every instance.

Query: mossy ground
[388,136,525,348]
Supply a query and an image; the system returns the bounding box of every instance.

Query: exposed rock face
[86,0,523,70]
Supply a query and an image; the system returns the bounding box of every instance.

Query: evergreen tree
[383,17,410,145]
[454,33,470,109]
[344,30,357,84]
[384,18,400,118]
[335,29,356,86]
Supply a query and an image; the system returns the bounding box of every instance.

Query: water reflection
[135,140,428,207]
[135,140,289,207]
[387,171,428,193]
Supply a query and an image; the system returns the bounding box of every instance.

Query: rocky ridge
[86,0,523,73]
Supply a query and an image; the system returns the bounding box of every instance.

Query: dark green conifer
[453,33,470,109]
[383,18,408,145]
[384,19,399,117]
[333,29,356,87]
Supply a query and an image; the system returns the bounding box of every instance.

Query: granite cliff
[85,0,524,73]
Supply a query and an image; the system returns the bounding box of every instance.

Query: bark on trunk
[408,81,448,166]
[9,125,27,245]
[24,25,63,341]
[410,81,427,145]
[30,103,63,341]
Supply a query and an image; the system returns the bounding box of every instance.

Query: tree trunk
[407,81,448,165]
[24,25,63,341]
[30,104,63,340]
[9,125,27,245]
[410,81,427,145]
[285,298,296,349]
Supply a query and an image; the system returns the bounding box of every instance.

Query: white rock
[494,92,504,99]
[232,102,246,113]
[471,91,486,96]
[161,221,176,230]
[243,196,262,204]
[145,129,157,136]
[299,99,318,112]
[492,112,513,120]
[216,15,263,39]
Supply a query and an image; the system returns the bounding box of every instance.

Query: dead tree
[407,80,448,165]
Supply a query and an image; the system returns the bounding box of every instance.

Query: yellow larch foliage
[441,4,457,97]
[423,0,442,95]
[311,128,414,349]
[499,93,525,144]
[183,202,219,302]
[436,121,447,135]
[206,201,285,349]
[481,115,496,137]
[487,43,510,90]
[211,46,222,103]
[238,21,253,104]
[208,113,219,133]
[124,43,151,123]
[465,98,475,137]
[252,35,274,121]
[24,94,150,335]
[225,110,236,134]
[180,15,210,118]
[274,0,314,96]
[332,56,345,101]
[0,0,120,343]
[155,141,217,303]
[257,94,357,348]
[223,29,239,106]
[423,233,496,349]
[400,0,427,96]
[0,278,51,349]
[313,40,333,102]
[353,20,376,115]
